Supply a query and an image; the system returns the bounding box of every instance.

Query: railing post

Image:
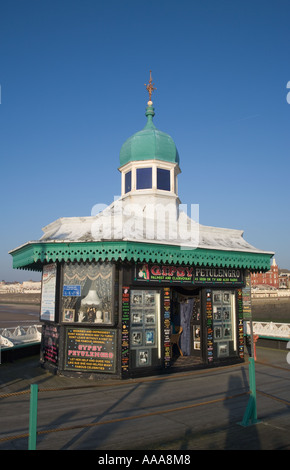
[28,384,38,450]
[238,357,261,427]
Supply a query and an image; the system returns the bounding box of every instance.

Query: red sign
[136,263,194,283]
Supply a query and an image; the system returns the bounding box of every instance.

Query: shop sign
[194,266,244,285]
[135,263,244,286]
[136,263,194,283]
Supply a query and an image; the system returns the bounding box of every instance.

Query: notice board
[65,327,116,373]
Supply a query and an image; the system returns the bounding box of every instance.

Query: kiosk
[10,75,273,378]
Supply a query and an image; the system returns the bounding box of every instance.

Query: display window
[130,289,161,368]
[212,290,237,358]
[61,262,114,325]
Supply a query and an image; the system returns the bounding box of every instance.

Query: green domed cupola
[119,103,180,167]
[118,72,181,199]
[119,72,179,168]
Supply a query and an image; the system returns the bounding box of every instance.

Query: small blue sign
[63,285,81,297]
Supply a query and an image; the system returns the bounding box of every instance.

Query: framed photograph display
[63,309,75,322]
[131,330,143,347]
[218,343,229,358]
[130,289,161,368]
[145,329,155,346]
[132,312,142,325]
[212,290,237,358]
[137,349,151,367]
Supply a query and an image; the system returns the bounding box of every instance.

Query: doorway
[171,287,201,360]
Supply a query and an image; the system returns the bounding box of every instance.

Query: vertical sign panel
[206,289,213,363]
[237,289,244,358]
[163,288,171,368]
[121,287,130,375]
[242,271,252,319]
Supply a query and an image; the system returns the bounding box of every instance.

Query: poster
[40,324,59,366]
[40,263,57,321]
[65,328,116,373]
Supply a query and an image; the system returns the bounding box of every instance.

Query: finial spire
[144,70,156,104]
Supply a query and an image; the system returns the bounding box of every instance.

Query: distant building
[251,258,279,289]
[0,281,41,293]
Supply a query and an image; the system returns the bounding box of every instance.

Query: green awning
[9,240,272,272]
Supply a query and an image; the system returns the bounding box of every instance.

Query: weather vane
[144,70,156,103]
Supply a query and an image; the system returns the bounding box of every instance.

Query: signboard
[135,264,244,286]
[40,263,57,322]
[65,328,116,373]
[194,267,244,286]
[63,285,81,297]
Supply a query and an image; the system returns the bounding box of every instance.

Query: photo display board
[65,328,116,373]
[130,289,160,367]
[212,290,236,358]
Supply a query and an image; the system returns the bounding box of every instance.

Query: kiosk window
[61,262,114,325]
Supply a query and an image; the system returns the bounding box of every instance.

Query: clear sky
[1,0,290,282]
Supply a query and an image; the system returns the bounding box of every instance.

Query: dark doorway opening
[170,287,203,369]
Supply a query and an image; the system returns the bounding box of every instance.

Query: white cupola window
[136,167,152,190]
[157,168,170,191]
[125,171,132,193]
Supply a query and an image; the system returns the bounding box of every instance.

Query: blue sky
[1,0,290,281]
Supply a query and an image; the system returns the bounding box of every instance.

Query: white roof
[37,194,272,255]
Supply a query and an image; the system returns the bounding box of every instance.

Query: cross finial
[144,70,156,104]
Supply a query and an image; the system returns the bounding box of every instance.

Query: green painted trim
[10,240,272,272]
